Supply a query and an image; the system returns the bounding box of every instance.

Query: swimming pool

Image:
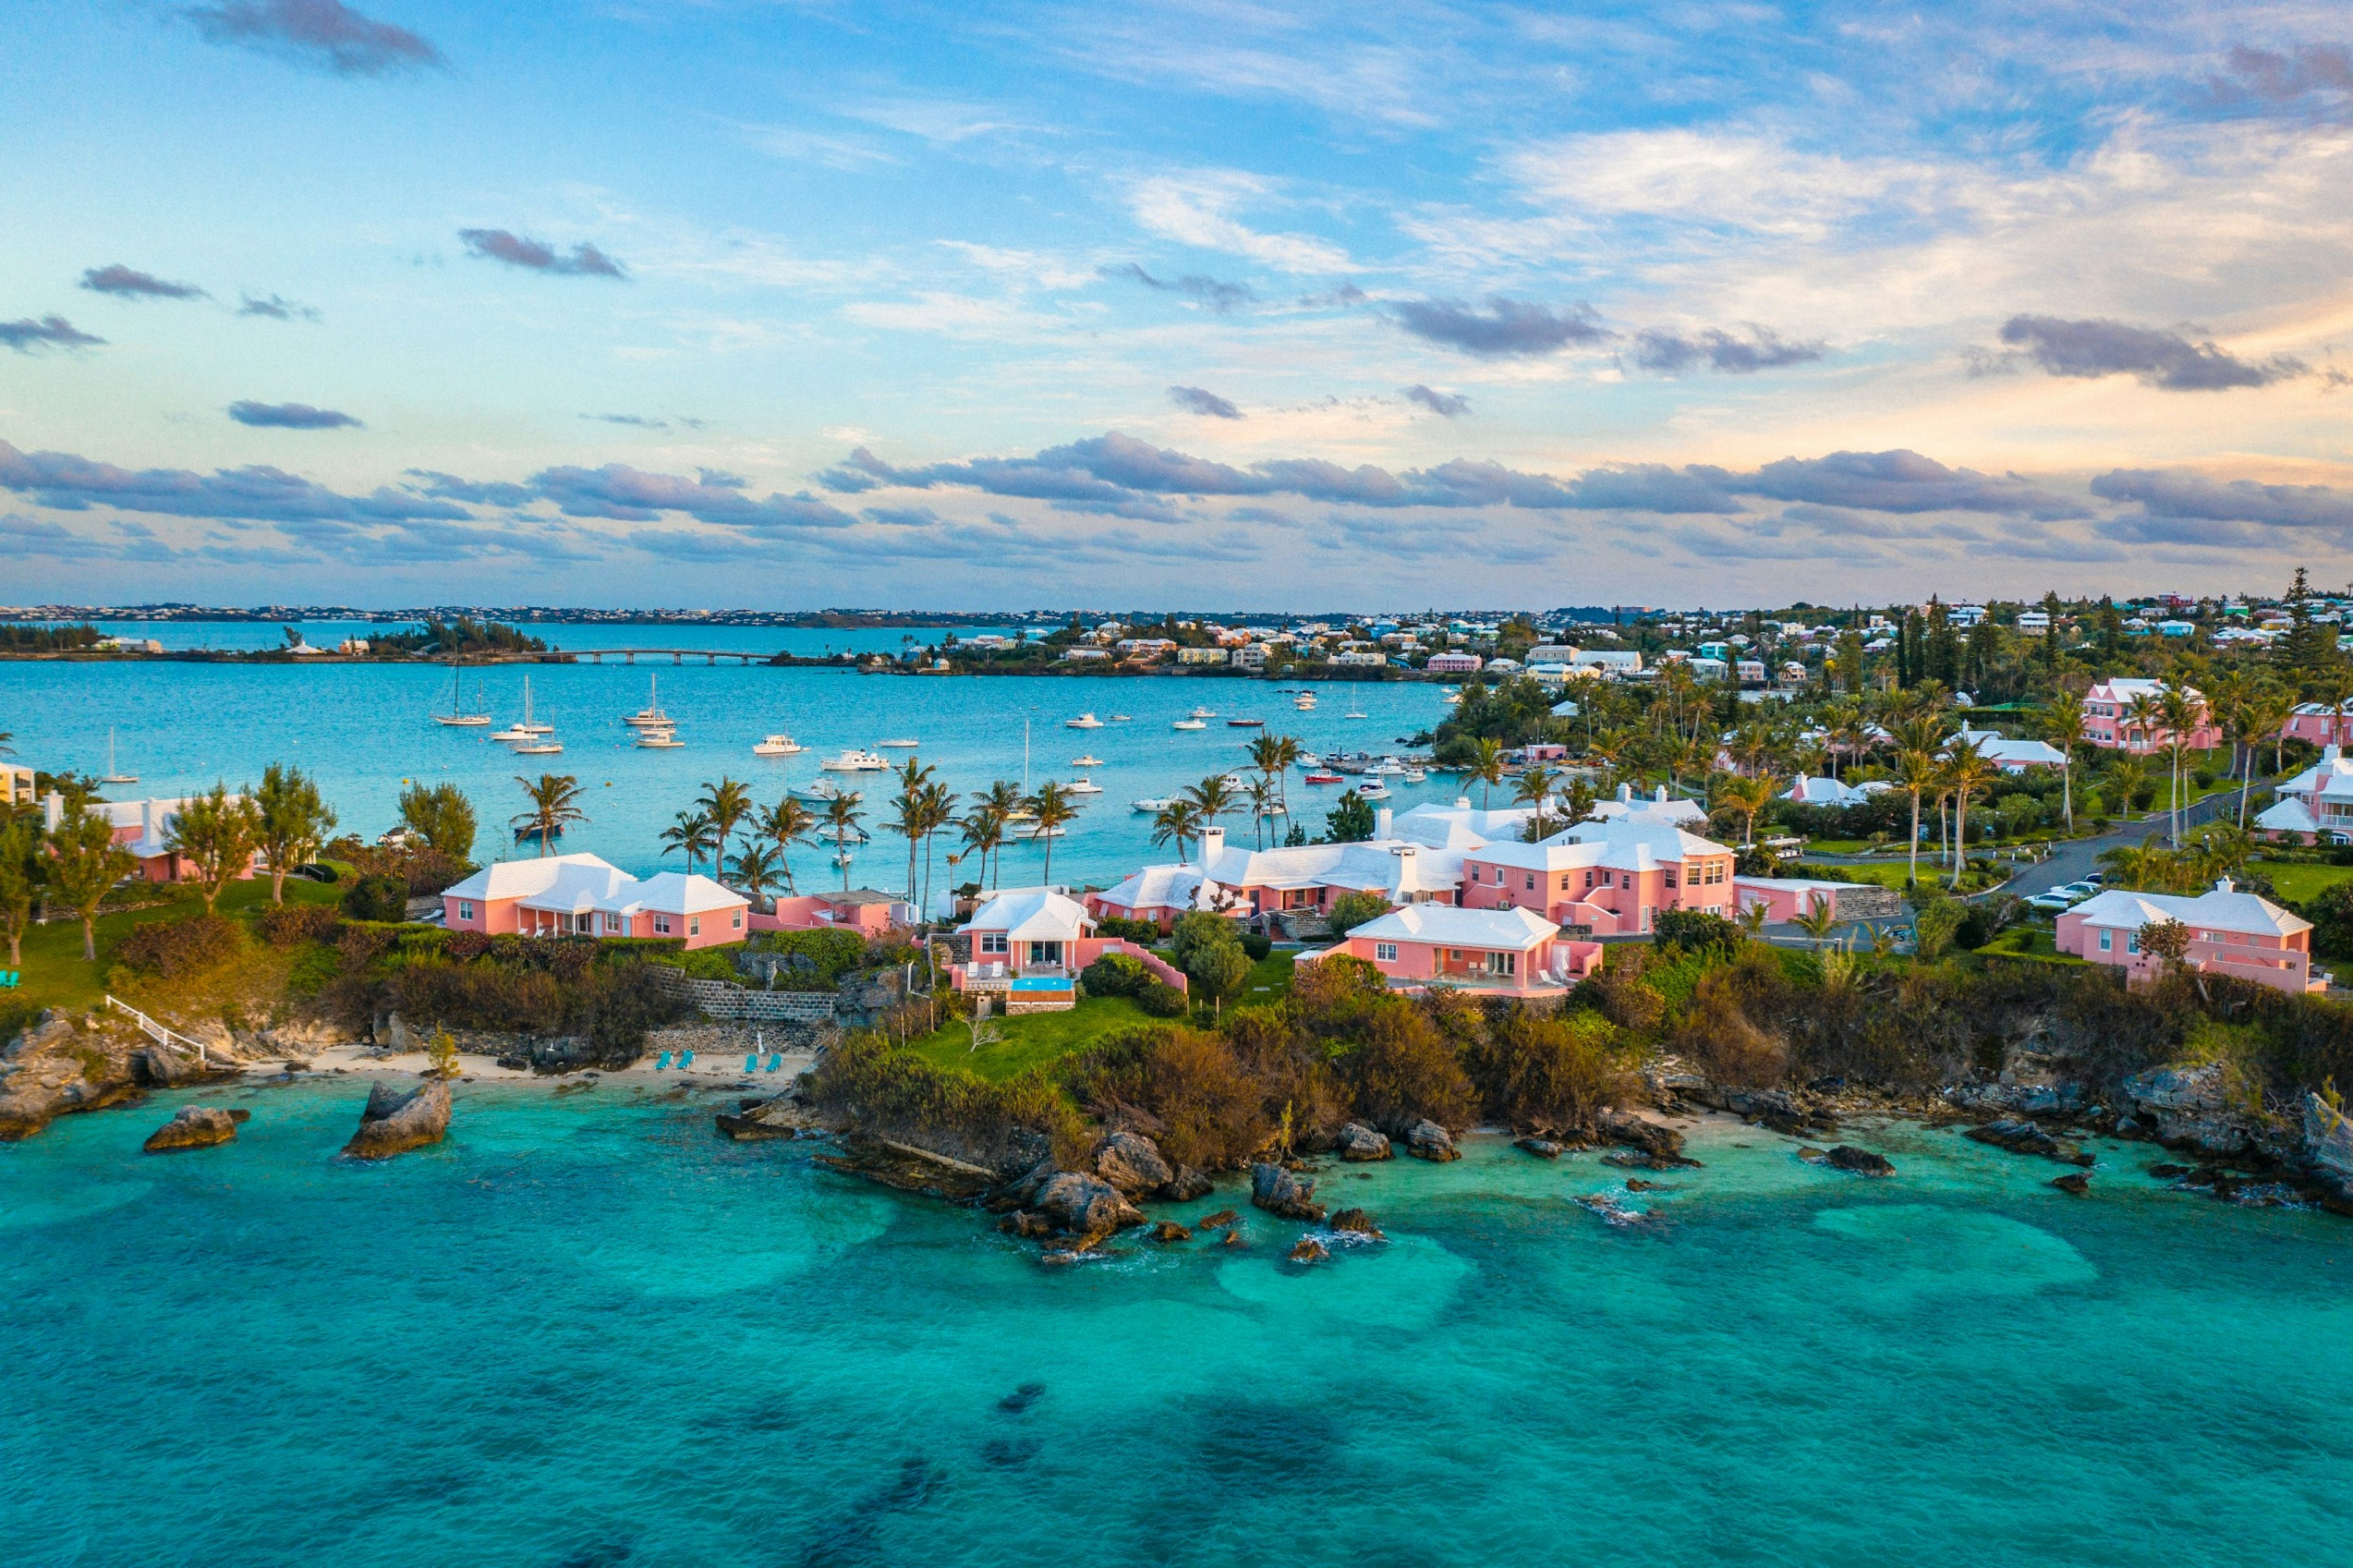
[1007,976,1074,993]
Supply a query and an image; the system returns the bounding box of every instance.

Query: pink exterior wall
[1459,850,1735,936]
[1316,931,1601,995]
[2284,710,2353,746]
[442,895,745,946]
[1081,892,1193,932]
[755,895,898,936]
[2055,911,2319,993]
[2085,687,2222,753]
[953,937,1188,994]
[1732,879,1847,923]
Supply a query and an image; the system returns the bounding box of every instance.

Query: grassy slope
[2253,860,2353,906]
[6,873,344,1020]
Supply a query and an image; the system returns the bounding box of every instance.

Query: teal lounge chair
[680,1050,695,1068]
[766,1053,782,1073]
[745,1053,758,1073]
[656,1051,673,1070]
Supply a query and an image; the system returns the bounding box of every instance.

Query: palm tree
[2123,689,2162,757]
[756,795,816,892]
[887,781,926,904]
[2311,663,2353,751]
[917,779,957,920]
[1514,763,1559,836]
[1943,736,2001,888]
[2107,754,2148,827]
[728,841,782,909]
[1262,733,1303,819]
[659,808,716,875]
[1468,736,1505,808]
[696,777,754,871]
[822,792,866,892]
[1246,776,1279,849]
[1025,781,1078,885]
[2156,675,2202,847]
[1892,746,1941,888]
[977,781,1026,887]
[1712,771,1777,850]
[2042,689,2086,831]
[1183,772,1235,822]
[2239,684,2294,824]
[1151,798,1205,862]
[1792,896,1842,950]
[511,773,588,859]
[958,797,1010,890]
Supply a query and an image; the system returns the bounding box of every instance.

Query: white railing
[104,993,210,1067]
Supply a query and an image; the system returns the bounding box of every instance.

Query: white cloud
[1128,172,1352,273]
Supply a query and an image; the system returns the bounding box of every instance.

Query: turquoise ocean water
[0,634,1452,888]
[4,1086,2349,1567]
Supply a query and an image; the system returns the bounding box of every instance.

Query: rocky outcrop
[1336,1122,1392,1161]
[0,1012,143,1142]
[2121,1064,2251,1156]
[135,1040,242,1089]
[716,1094,820,1142]
[339,1078,450,1159]
[1091,1131,1173,1195]
[1826,1145,1894,1177]
[1329,1208,1385,1239]
[2052,1172,2090,1195]
[1596,1111,1699,1167]
[1403,1119,1460,1162]
[1029,1173,1144,1248]
[1287,1237,1328,1265]
[1162,1164,1214,1202]
[142,1105,249,1152]
[1150,1221,1192,1243]
[2305,1094,2353,1182]
[1195,1208,1240,1232]
[1966,1118,2094,1167]
[1249,1162,1326,1222]
[1514,1137,1564,1159]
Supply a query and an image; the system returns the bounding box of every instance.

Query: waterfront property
[1457,816,1737,936]
[1308,903,1600,995]
[441,853,750,948]
[2055,879,2324,993]
[1731,876,1885,925]
[44,790,262,884]
[949,886,1185,1000]
[2257,744,2353,844]
[762,888,914,935]
[2084,677,2221,752]
[1086,822,1464,932]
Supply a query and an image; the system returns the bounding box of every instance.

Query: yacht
[1069,754,1105,767]
[877,738,920,748]
[1066,777,1104,795]
[1403,768,1428,784]
[100,729,137,785]
[635,729,683,749]
[514,740,564,755]
[1066,713,1105,729]
[752,735,803,757]
[1172,718,1207,731]
[433,666,491,726]
[490,719,535,743]
[1303,770,1343,785]
[623,673,673,728]
[1344,710,1370,720]
[513,675,553,735]
[1220,773,1251,790]
[1227,716,1264,728]
[1188,705,1216,719]
[1108,714,1132,722]
[1131,797,1175,812]
[1293,693,1317,710]
[1020,823,1067,838]
[820,748,889,771]
[1357,780,1391,800]
[1368,759,1406,777]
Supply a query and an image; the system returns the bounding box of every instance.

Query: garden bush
[1240,931,1273,961]
[256,901,340,948]
[1137,980,1189,1017]
[115,914,244,978]
[1080,952,1146,998]
[341,873,408,923]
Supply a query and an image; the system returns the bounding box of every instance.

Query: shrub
[256,901,340,948]
[1653,907,1741,954]
[1064,1026,1269,1169]
[746,926,871,989]
[341,874,408,923]
[1185,941,1254,1014]
[1094,915,1162,943]
[1137,980,1189,1017]
[1461,1007,1637,1130]
[1081,952,1146,998]
[446,930,491,960]
[115,914,244,978]
[1170,911,1241,970]
[800,1032,1089,1171]
[1669,968,1788,1086]
[1326,891,1391,937]
[1339,996,1475,1132]
[1241,931,1272,961]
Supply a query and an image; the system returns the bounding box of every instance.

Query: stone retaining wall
[650,967,839,1023]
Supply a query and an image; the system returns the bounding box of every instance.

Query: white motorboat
[635,730,684,749]
[1020,823,1067,838]
[833,852,857,868]
[513,675,553,735]
[1172,718,1207,731]
[1188,705,1216,719]
[1069,754,1105,767]
[1131,797,1175,812]
[820,749,889,771]
[1109,714,1131,722]
[877,738,920,748]
[1066,778,1104,795]
[1220,773,1251,790]
[1368,759,1406,776]
[1293,694,1317,709]
[623,673,673,729]
[514,740,564,755]
[1296,752,1323,767]
[1356,781,1391,799]
[1403,768,1427,784]
[433,665,491,726]
[1066,713,1104,729]
[100,728,137,785]
[752,734,803,757]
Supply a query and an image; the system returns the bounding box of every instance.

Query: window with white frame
[1375,942,1398,962]
[2099,930,2112,952]
[689,915,701,937]
[980,932,1009,954]
[653,914,672,934]
[2126,932,2140,954]
[458,901,473,922]
[732,909,743,930]
[1525,872,1536,890]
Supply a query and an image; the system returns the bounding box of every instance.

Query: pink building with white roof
[1309,903,1601,996]
[2256,745,2353,844]
[45,791,262,885]
[440,853,750,948]
[2084,678,2220,753]
[1456,816,1737,936]
[2281,702,2353,748]
[2055,879,2323,993]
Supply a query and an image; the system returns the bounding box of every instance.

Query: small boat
[100,729,137,785]
[1344,710,1369,719]
[833,852,857,868]
[636,730,684,749]
[1172,718,1207,731]
[513,822,563,843]
[1066,713,1105,729]
[1069,754,1105,767]
[1227,717,1265,727]
[1108,714,1131,722]
[1294,695,1317,709]
[819,749,889,771]
[1403,768,1428,784]
[433,665,491,726]
[1131,797,1176,812]
[1357,781,1391,800]
[877,738,920,748]
[513,675,553,735]
[1188,705,1216,719]
[1220,773,1251,790]
[1066,778,1104,795]
[1303,771,1344,785]
[1296,752,1323,767]
[1021,824,1067,838]
[623,674,673,729]
[1368,759,1406,776]
[752,734,804,757]
[490,722,534,743]
[514,740,564,755]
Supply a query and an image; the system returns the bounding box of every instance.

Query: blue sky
[4,0,2352,609]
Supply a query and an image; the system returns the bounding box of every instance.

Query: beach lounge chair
[766,1053,782,1073]
[680,1050,695,1068]
[0,971,15,988]
[745,1053,758,1073]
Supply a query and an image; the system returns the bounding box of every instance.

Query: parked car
[2025,890,2077,914]
[2055,881,2100,901]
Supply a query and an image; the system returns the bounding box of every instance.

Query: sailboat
[492,675,551,743]
[623,673,672,729]
[100,728,138,785]
[433,664,491,725]
[515,675,552,735]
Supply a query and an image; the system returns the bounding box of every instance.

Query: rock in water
[1514,1137,1563,1159]
[1221,1227,1245,1248]
[1337,1121,1393,1161]
[1162,1164,1214,1202]
[1329,1208,1385,1239]
[1091,1130,1173,1195]
[1826,1145,1895,1177]
[1625,1178,1662,1192]
[1032,1172,1144,1247]
[1404,1119,1461,1162]
[1287,1237,1328,1265]
[1966,1119,2093,1167]
[2305,1093,2353,1181]
[339,1078,451,1159]
[1194,1208,1241,1232]
[1150,1221,1192,1243]
[142,1105,249,1153]
[2052,1172,2091,1195]
[1596,1111,1699,1167]
[1249,1162,1326,1221]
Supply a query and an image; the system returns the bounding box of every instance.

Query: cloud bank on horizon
[4,0,2353,607]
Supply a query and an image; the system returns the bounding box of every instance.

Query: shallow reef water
[4,1083,2351,1567]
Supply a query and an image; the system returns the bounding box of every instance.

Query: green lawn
[2252,860,2353,905]
[1237,949,1299,1003]
[5,871,345,1022]
[907,994,1158,1081]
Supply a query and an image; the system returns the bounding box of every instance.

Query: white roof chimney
[1200,826,1226,861]
[1617,782,1634,803]
[2215,877,2235,893]
[1455,796,1472,809]
[1654,785,1667,803]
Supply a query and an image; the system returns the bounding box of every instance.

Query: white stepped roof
[1347,903,1559,948]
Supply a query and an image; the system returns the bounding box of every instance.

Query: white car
[2025,889,2078,914]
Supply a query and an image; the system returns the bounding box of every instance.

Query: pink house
[756,888,911,937]
[2056,879,2324,993]
[1732,877,1861,924]
[1309,904,1601,996]
[1457,818,1737,936]
[440,853,750,949]
[2085,678,2221,753]
[2281,702,2353,748]
[949,887,1187,995]
[48,791,263,885]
